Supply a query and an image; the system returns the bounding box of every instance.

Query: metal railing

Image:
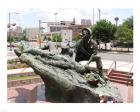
[128,65,133,77]
[107,60,116,75]
[127,65,133,86]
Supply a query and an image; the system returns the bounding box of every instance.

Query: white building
[24,28,39,41]
[81,19,92,26]
[47,18,75,32]
[47,22,68,32]
[61,30,72,42]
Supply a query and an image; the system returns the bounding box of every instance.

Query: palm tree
[114,17,119,26]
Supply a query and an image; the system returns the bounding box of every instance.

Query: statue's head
[82,28,92,37]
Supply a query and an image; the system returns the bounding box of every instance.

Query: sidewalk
[100,51,133,55]
[7,67,33,76]
[8,83,45,103]
[112,82,133,103]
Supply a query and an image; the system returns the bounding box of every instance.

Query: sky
[8,8,133,31]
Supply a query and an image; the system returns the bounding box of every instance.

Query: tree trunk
[128,47,130,52]
[127,42,130,52]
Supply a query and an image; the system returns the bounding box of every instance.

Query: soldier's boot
[98,67,108,81]
[96,58,108,81]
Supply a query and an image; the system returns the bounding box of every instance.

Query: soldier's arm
[86,54,94,65]
[80,47,91,56]
[86,40,98,65]
[72,50,76,61]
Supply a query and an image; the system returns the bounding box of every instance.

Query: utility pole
[54,12,58,49]
[98,9,101,21]
[93,8,94,25]
[98,9,101,50]
[54,13,58,32]
[8,12,19,51]
[8,13,11,51]
[38,19,41,48]
[38,20,48,48]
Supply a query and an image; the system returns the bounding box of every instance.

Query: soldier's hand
[84,63,89,70]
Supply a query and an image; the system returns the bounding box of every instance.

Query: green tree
[48,37,51,41]
[44,36,47,41]
[22,35,28,41]
[92,19,117,50]
[7,35,10,42]
[73,35,81,41]
[115,17,133,51]
[7,36,15,43]
[44,36,51,41]
[52,34,62,42]
[123,16,133,30]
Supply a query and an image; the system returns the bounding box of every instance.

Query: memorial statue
[73,28,107,81]
[14,47,123,103]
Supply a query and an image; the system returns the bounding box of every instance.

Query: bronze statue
[74,28,107,81]
[14,48,123,103]
[13,28,122,103]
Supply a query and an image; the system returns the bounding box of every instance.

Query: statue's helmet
[82,28,92,36]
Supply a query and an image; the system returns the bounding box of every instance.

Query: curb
[99,51,133,55]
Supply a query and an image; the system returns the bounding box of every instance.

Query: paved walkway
[112,82,133,103]
[8,82,133,103]
[8,67,33,75]
[8,83,45,103]
[102,51,133,55]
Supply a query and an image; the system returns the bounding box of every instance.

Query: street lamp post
[8,12,19,51]
[38,20,47,48]
[54,12,58,32]
[8,12,12,51]
[93,8,94,25]
[97,9,101,50]
[39,19,41,48]
[54,12,58,49]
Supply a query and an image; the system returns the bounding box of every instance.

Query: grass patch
[8,75,39,81]
[7,58,29,70]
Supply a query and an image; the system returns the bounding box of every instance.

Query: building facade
[47,22,68,32]
[24,28,39,41]
[46,18,91,40]
[68,24,91,39]
[81,19,92,26]
[61,30,72,42]
[42,29,72,43]
[7,26,24,40]
[47,18,75,32]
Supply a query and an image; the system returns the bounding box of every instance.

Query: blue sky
[8,8,133,30]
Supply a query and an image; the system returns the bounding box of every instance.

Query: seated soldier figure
[73,28,108,81]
